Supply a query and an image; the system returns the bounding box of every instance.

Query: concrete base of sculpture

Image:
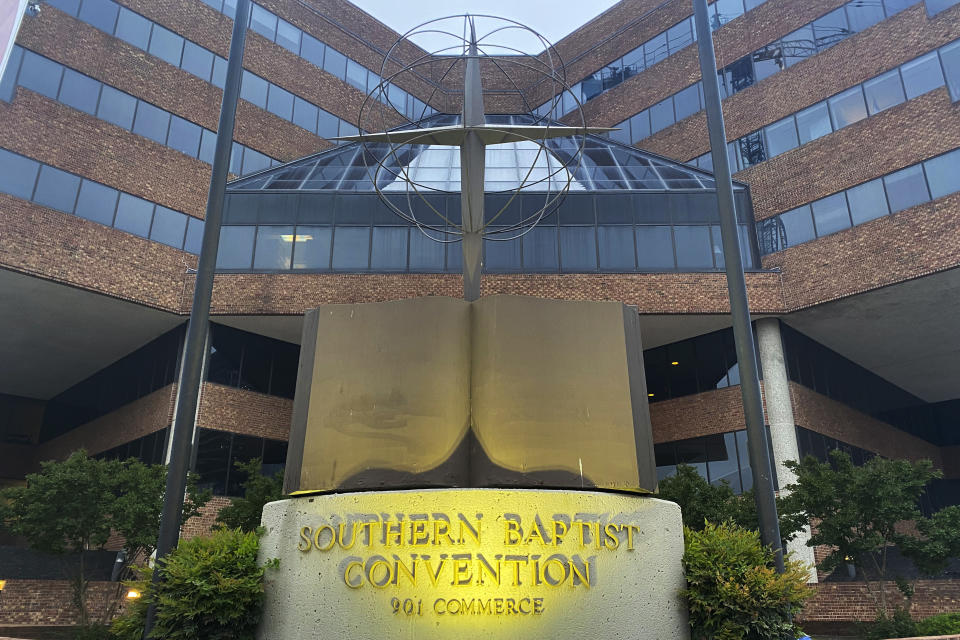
[255,489,689,640]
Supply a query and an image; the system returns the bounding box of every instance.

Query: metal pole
[142,0,250,635]
[692,0,784,572]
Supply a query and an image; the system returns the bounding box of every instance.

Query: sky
[349,0,620,54]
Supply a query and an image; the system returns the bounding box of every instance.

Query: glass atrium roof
[228,114,743,193]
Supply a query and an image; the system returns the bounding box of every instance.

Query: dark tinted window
[323,47,347,79]
[845,1,884,31]
[371,227,409,270]
[650,98,674,133]
[828,86,867,129]
[240,71,269,109]
[217,226,256,268]
[598,226,636,270]
[59,69,100,115]
[167,116,202,157]
[901,52,945,99]
[74,180,119,225]
[276,19,301,54]
[765,117,799,157]
[811,192,851,236]
[924,148,960,199]
[150,205,187,248]
[636,226,675,269]
[292,97,319,131]
[97,86,137,129]
[673,83,700,121]
[884,165,930,212]
[521,226,558,271]
[266,85,294,120]
[148,24,184,66]
[674,225,713,268]
[185,217,204,254]
[34,165,80,213]
[79,0,120,33]
[301,34,326,67]
[863,70,905,115]
[250,5,278,40]
[559,226,597,271]
[181,41,214,81]
[19,51,63,99]
[0,148,40,200]
[115,8,152,49]
[132,101,171,144]
[114,193,154,237]
[846,179,889,224]
[332,227,370,270]
[253,225,294,269]
[779,205,816,247]
[795,102,832,144]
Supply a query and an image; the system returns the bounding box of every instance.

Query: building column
[756,317,818,582]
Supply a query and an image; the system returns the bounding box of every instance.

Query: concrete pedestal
[256,489,689,640]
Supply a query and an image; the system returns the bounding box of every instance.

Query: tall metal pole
[692,0,784,572]
[142,0,250,635]
[460,17,485,301]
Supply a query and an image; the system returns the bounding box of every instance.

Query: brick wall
[181,495,233,539]
[197,383,292,440]
[800,579,960,624]
[0,580,125,626]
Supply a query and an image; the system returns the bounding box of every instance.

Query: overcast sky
[349,0,620,54]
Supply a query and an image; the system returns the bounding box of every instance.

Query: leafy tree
[0,450,211,624]
[682,522,812,640]
[658,464,802,546]
[215,458,284,532]
[779,450,960,618]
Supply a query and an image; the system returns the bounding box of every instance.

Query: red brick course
[0,580,125,626]
[800,579,960,624]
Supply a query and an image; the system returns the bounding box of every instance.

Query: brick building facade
[1,0,959,629]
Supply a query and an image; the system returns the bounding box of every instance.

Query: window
[764,117,799,157]
[752,47,782,82]
[148,24,184,67]
[132,101,171,144]
[636,226,675,269]
[521,226,559,271]
[253,226,294,269]
[266,85,294,121]
[863,69,906,115]
[900,52,945,99]
[779,205,816,247]
[409,227,446,271]
[345,59,368,91]
[217,226,256,268]
[150,205,187,248]
[115,8,152,49]
[923,148,960,199]
[79,0,120,33]
[846,178,890,224]
[250,4,278,41]
[598,226,636,270]
[185,217,204,254]
[114,193,154,237]
[812,7,849,50]
[199,129,217,164]
[667,19,694,53]
[59,69,100,115]
[292,97,319,132]
[167,116,202,157]
[240,71,269,109]
[181,41,214,82]
[941,40,960,102]
[332,227,370,270]
[811,192,851,236]
[674,84,701,121]
[674,226,713,268]
[723,56,754,94]
[242,149,271,175]
[650,98,674,133]
[883,165,930,212]
[828,86,867,129]
[97,86,137,129]
[714,0,745,26]
[275,19,301,54]
[630,110,651,141]
[19,51,62,99]
[371,227,408,270]
[559,226,597,271]
[323,47,347,80]
[845,1,885,31]
[782,25,815,67]
[645,32,669,67]
[300,34,326,67]
[737,131,766,168]
[74,180,118,225]
[212,56,228,89]
[33,165,80,213]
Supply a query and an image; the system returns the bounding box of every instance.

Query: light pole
[141,0,251,635]
[692,0,785,571]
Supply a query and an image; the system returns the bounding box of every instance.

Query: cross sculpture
[340,18,613,300]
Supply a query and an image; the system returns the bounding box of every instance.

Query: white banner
[0,0,29,94]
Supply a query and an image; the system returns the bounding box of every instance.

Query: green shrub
[917,611,960,636]
[110,528,270,640]
[682,522,812,640]
[215,458,283,532]
[861,607,917,640]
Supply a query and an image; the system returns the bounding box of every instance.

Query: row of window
[192,0,432,121]
[215,222,756,274]
[644,328,746,402]
[0,147,204,254]
[97,428,170,467]
[655,429,770,494]
[44,0,362,142]
[193,428,288,496]
[535,0,770,117]
[41,328,185,443]
[0,46,277,176]
[691,40,960,172]
[613,0,928,144]
[207,323,299,399]
[756,146,959,254]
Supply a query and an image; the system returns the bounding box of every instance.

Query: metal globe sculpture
[336,15,614,300]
